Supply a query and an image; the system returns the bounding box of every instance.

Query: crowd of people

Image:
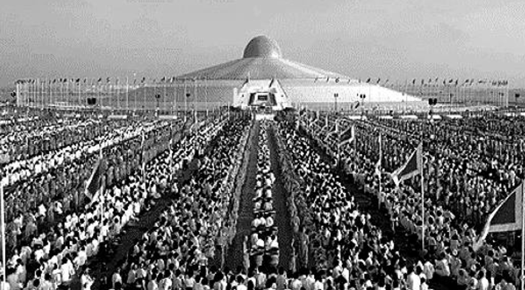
[248,121,279,270]
[298,110,524,289]
[3,105,525,290]
[3,120,171,252]
[276,119,412,290]
[0,110,229,290]
[107,116,251,290]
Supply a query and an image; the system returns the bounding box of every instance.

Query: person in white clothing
[406,266,421,290]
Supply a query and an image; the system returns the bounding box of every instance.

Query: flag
[141,129,146,176]
[474,182,523,251]
[375,134,382,177]
[339,125,355,146]
[320,115,330,133]
[390,143,423,186]
[85,149,105,200]
[324,121,339,142]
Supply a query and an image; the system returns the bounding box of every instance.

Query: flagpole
[99,142,104,224]
[117,78,120,112]
[0,182,5,287]
[353,126,357,157]
[133,79,137,115]
[126,76,129,113]
[516,180,525,290]
[205,77,209,116]
[184,78,187,121]
[78,80,81,109]
[378,133,382,209]
[421,142,425,252]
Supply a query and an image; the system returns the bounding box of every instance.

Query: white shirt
[60,262,74,282]
[407,272,420,290]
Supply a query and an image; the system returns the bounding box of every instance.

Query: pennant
[85,149,105,200]
[474,182,523,251]
[320,115,330,133]
[390,143,423,186]
[339,125,355,146]
[375,134,382,177]
[324,121,339,142]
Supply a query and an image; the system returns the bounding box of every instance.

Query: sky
[1,0,524,87]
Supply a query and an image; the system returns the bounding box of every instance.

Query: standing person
[81,268,94,290]
[243,236,250,275]
[112,267,123,290]
[60,257,74,285]
[406,266,420,290]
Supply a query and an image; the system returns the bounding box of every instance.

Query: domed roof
[243,36,282,59]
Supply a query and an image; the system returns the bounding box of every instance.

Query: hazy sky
[1,0,524,87]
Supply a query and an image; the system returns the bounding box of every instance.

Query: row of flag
[15,77,212,85]
[313,77,510,87]
[301,111,522,252]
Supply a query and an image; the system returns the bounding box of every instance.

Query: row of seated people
[275,120,414,290]
[250,121,278,270]
[110,116,252,290]
[1,116,229,290]
[4,122,177,253]
[299,113,521,289]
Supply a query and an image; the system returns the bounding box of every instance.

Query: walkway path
[225,121,260,270]
[267,125,293,269]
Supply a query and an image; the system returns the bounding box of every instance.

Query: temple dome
[242,36,282,59]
